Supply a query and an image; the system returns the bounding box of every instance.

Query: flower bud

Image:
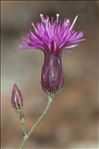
[41,53,64,94]
[11,83,23,110]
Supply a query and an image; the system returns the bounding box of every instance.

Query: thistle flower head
[19,14,85,94]
[11,83,23,110]
[19,14,84,53]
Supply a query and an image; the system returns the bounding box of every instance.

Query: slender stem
[20,112,27,137]
[20,122,27,137]
[19,94,54,149]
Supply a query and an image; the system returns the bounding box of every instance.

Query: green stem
[20,122,27,138]
[19,94,54,149]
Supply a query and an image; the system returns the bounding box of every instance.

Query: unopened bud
[11,83,23,110]
[11,84,25,123]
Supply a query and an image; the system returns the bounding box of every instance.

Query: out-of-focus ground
[1,1,99,149]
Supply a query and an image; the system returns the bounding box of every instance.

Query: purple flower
[19,14,85,94]
[11,84,23,110]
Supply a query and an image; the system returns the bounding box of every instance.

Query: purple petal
[65,44,79,49]
[68,15,78,32]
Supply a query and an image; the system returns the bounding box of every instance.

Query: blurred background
[1,1,99,149]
